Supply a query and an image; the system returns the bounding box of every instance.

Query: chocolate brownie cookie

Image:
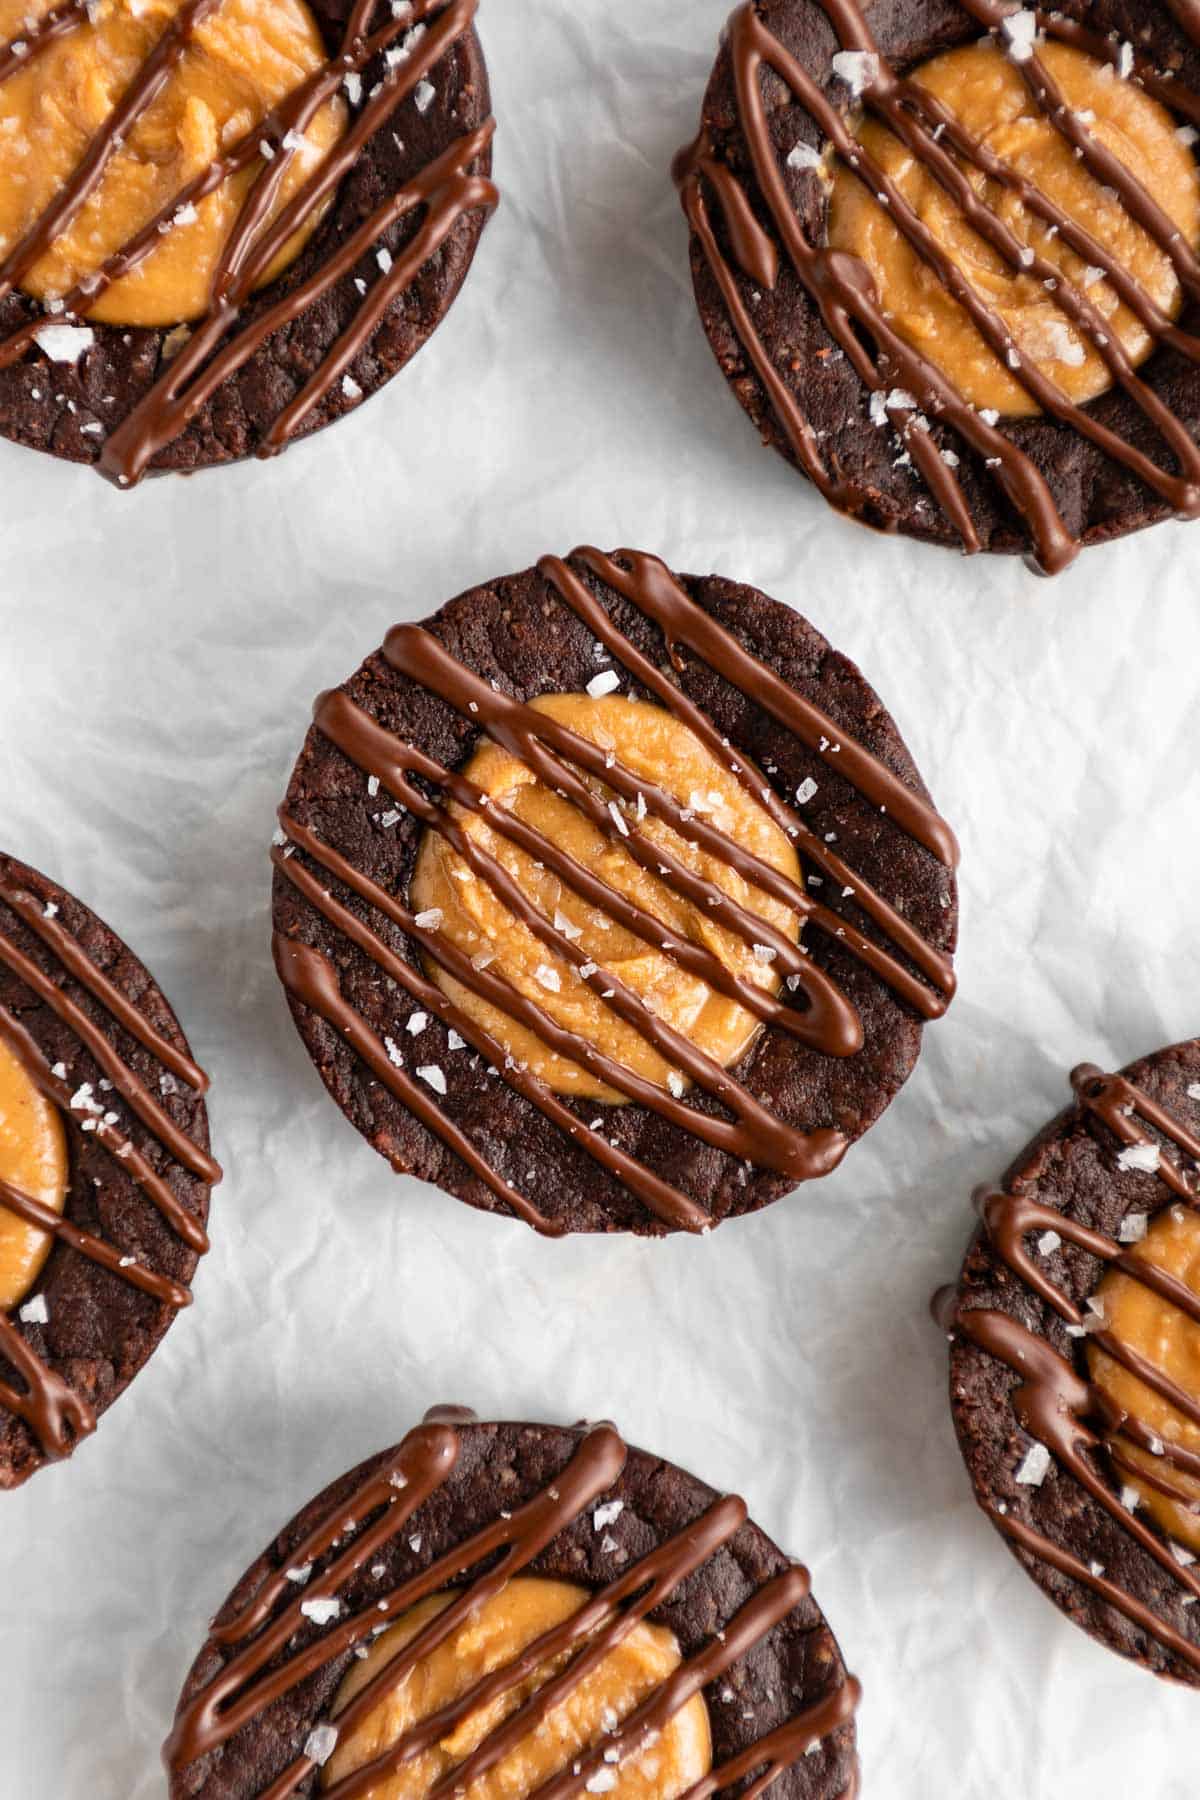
[0,0,494,483]
[166,1406,861,1799]
[271,545,958,1237]
[0,851,219,1488]
[937,1037,1200,1682]
[676,1,1200,572]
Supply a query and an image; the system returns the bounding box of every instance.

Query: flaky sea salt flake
[1015,1442,1051,1486]
[830,50,878,94]
[34,322,94,363]
[1001,10,1038,63]
[1117,1141,1161,1174]
[300,1596,341,1626]
[304,1724,338,1766]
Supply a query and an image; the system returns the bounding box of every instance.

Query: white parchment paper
[2,3,1199,1794]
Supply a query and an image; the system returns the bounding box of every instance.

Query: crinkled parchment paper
[1,4,1199,1795]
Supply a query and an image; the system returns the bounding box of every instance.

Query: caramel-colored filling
[408,693,802,1103]
[323,1577,713,1800]
[0,0,347,327]
[1089,1206,1200,1556]
[828,40,1200,416]
[0,1034,68,1313]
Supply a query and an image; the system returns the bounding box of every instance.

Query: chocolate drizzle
[165,1410,862,1800]
[0,869,220,1463]
[938,1056,1200,1673]
[274,547,956,1234]
[676,1,1200,572]
[0,0,497,482]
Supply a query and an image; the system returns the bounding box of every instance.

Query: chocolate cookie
[0,0,494,484]
[0,852,219,1488]
[271,545,958,1237]
[165,1407,861,1799]
[937,1038,1200,1682]
[676,1,1200,572]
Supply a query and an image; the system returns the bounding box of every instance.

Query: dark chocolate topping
[0,0,497,482]
[0,862,220,1466]
[273,547,957,1234]
[938,1050,1200,1675]
[166,1410,862,1800]
[676,1,1200,571]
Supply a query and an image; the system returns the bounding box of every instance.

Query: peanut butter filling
[828,40,1200,417]
[1089,1205,1200,1555]
[323,1577,713,1800]
[0,0,347,327]
[0,1034,68,1313]
[408,693,802,1102]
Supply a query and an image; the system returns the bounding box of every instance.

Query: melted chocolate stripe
[258,148,498,450]
[946,1065,1200,1660]
[0,1308,94,1457]
[1048,14,1200,129]
[841,92,1200,495]
[318,1496,748,1800]
[375,642,827,995]
[0,879,207,1089]
[167,1416,858,1800]
[553,550,956,1011]
[1072,1063,1200,1199]
[318,713,850,1050]
[0,1173,191,1308]
[0,1003,209,1254]
[811,4,1200,506]
[952,1306,1200,1624]
[101,121,496,486]
[730,4,1078,574]
[97,0,486,486]
[272,829,710,1232]
[961,0,1200,299]
[564,547,958,872]
[107,121,493,484]
[383,617,949,1022]
[676,130,988,559]
[0,1,425,370]
[683,1,1200,568]
[895,76,1200,365]
[1107,1440,1200,1509]
[0,0,86,82]
[0,0,223,301]
[172,1422,626,1768]
[526,1570,811,1800]
[675,141,902,527]
[1090,1328,1200,1432]
[977,1184,1200,1331]
[0,924,219,1184]
[273,935,558,1234]
[306,703,838,1183]
[677,1678,861,1800]
[989,1501,1200,1674]
[314,683,854,1053]
[1122,1414,1200,1482]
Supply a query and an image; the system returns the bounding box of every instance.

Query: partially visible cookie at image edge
[166,1407,861,1799]
[0,851,220,1489]
[938,1036,1200,1682]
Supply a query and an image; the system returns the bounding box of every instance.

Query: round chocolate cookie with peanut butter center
[937,1036,1200,1682]
[0,851,219,1488]
[676,1,1200,572]
[165,1407,861,1800]
[0,0,494,481]
[271,546,958,1237]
